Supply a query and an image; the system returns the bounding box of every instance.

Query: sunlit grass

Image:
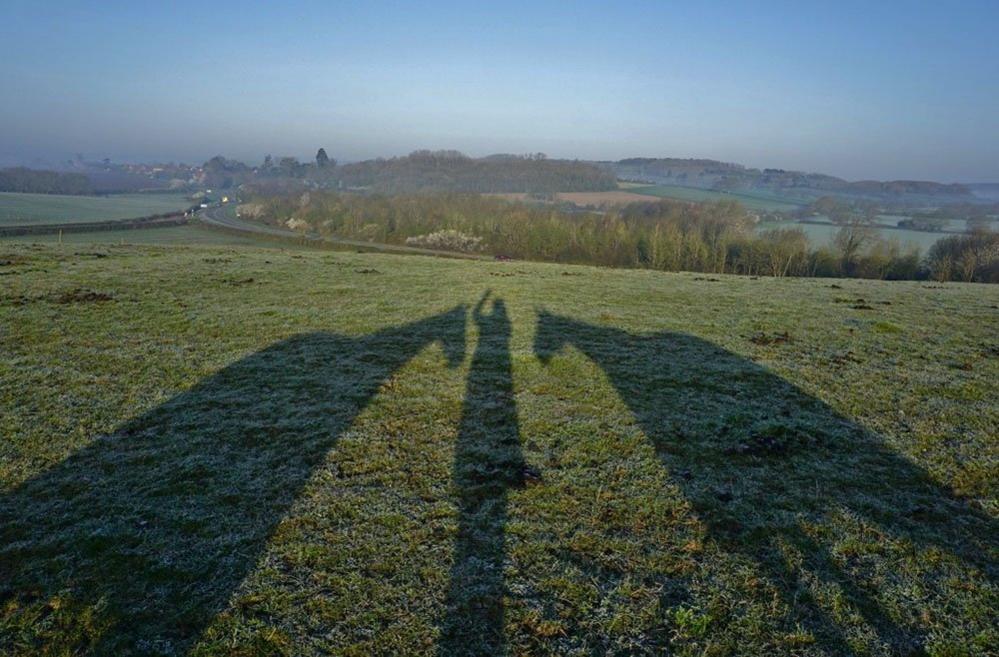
[1,244,995,656]
[0,192,191,226]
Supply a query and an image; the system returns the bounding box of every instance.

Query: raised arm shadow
[534,309,996,654]
[1,306,466,655]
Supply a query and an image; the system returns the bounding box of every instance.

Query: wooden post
[58,229,63,245]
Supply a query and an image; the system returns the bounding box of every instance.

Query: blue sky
[2,1,997,181]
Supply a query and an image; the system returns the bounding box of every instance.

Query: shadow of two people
[1,297,994,655]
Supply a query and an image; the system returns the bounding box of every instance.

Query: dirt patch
[749,331,792,346]
[828,350,862,367]
[834,297,888,309]
[555,191,662,206]
[54,288,115,304]
[1,294,32,306]
[484,193,530,202]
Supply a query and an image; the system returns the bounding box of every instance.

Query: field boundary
[0,209,196,237]
[198,206,492,260]
[627,183,805,211]
[794,218,966,236]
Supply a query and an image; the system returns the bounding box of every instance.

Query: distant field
[0,191,191,226]
[487,190,662,205]
[1,244,995,655]
[0,223,310,248]
[758,221,944,252]
[555,190,663,205]
[626,184,805,211]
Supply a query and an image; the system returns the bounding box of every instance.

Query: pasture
[626,184,806,212]
[0,192,191,226]
[0,223,314,248]
[1,245,996,656]
[759,220,945,252]
[486,190,662,206]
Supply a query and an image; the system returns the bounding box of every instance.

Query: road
[198,204,489,259]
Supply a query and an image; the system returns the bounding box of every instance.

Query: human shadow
[0,307,466,655]
[438,292,525,656]
[534,311,996,654]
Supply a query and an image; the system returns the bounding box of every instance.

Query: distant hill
[0,168,93,195]
[968,183,999,201]
[0,165,181,196]
[609,158,975,205]
[336,150,617,193]
[83,170,173,194]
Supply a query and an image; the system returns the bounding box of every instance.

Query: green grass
[628,184,805,212]
[1,244,996,656]
[0,192,191,226]
[758,220,950,252]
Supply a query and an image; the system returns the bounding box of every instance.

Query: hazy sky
[2,1,997,181]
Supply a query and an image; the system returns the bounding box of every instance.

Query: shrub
[406,229,484,253]
[285,217,310,232]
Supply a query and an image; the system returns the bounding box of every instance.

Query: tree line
[0,168,94,195]
[334,150,617,193]
[202,149,617,194]
[926,232,999,283]
[243,191,998,281]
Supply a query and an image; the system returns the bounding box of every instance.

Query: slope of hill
[611,158,975,205]
[0,191,192,226]
[969,183,999,201]
[1,245,996,656]
[0,167,94,195]
[336,150,617,193]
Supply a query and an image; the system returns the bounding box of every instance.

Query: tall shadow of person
[0,307,466,656]
[534,311,996,654]
[438,292,525,656]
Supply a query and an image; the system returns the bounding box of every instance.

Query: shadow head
[533,308,574,365]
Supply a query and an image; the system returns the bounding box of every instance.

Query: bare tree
[832,204,880,276]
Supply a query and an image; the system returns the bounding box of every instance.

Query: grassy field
[487,191,663,206]
[0,192,192,226]
[758,221,949,253]
[0,223,316,248]
[0,244,996,656]
[627,184,806,212]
